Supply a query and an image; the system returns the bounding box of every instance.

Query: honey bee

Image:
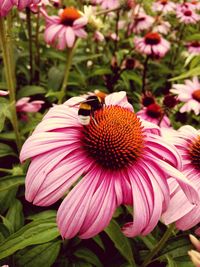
[78,95,103,125]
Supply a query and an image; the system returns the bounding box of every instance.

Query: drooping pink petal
[79,172,117,238]
[57,166,104,239]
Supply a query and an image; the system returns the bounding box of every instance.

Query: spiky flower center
[190,41,200,48]
[184,10,192,16]
[146,103,163,118]
[192,89,200,102]
[60,7,81,26]
[160,0,168,5]
[82,106,144,170]
[189,135,200,170]
[145,32,161,45]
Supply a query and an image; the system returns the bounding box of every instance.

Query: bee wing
[64,96,86,107]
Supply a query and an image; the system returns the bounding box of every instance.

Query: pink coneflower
[186,41,200,54]
[12,0,40,10]
[91,0,119,9]
[162,126,200,231]
[0,90,9,96]
[176,5,200,24]
[129,13,154,34]
[170,76,200,115]
[20,91,198,239]
[134,32,170,58]
[153,20,171,35]
[0,0,14,17]
[152,0,177,14]
[16,97,44,113]
[42,7,88,50]
[137,103,171,128]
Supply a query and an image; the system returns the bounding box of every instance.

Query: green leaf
[169,66,200,81]
[0,176,25,192]
[166,255,178,267]
[74,248,103,267]
[27,210,56,221]
[47,67,64,91]
[92,235,105,251]
[88,68,112,77]
[0,132,16,141]
[0,223,10,241]
[0,113,6,132]
[6,199,24,232]
[185,33,200,41]
[0,215,14,234]
[0,188,17,213]
[0,143,17,158]
[104,220,136,266]
[17,85,46,99]
[16,240,61,267]
[0,218,60,259]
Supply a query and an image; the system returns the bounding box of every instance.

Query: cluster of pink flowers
[0,0,40,17]
[20,91,199,239]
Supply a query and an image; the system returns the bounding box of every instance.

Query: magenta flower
[153,20,171,35]
[0,90,9,96]
[137,103,171,128]
[42,7,88,50]
[0,0,14,17]
[20,92,198,239]
[12,0,40,10]
[162,126,200,231]
[170,76,200,115]
[91,0,119,9]
[134,32,170,58]
[186,41,200,54]
[176,5,200,24]
[16,97,44,113]
[129,13,154,34]
[152,0,177,14]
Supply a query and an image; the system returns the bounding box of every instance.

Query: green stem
[0,168,13,174]
[26,7,33,84]
[141,55,150,94]
[34,10,40,84]
[141,224,175,267]
[58,47,74,104]
[0,16,22,152]
[95,6,122,16]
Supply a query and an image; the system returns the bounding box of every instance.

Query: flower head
[91,0,120,9]
[0,0,15,16]
[134,32,170,58]
[176,5,200,24]
[152,0,177,14]
[186,41,200,55]
[129,13,154,34]
[137,103,171,128]
[12,0,40,10]
[20,92,198,239]
[162,126,200,231]
[170,76,200,115]
[42,7,88,49]
[16,97,44,113]
[188,235,200,267]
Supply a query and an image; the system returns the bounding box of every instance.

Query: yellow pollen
[189,135,200,170]
[82,106,144,170]
[60,7,81,26]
